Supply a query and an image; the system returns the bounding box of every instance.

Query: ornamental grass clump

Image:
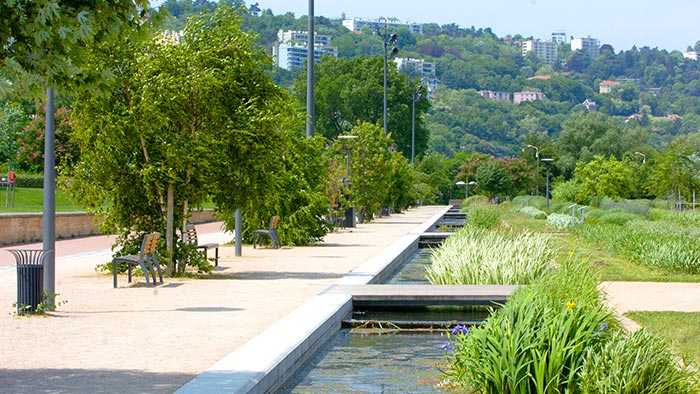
[520,206,547,219]
[465,201,501,229]
[578,329,700,394]
[546,213,571,231]
[426,227,555,285]
[441,258,617,393]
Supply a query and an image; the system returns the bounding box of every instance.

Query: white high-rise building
[342,17,422,35]
[273,29,338,71]
[571,36,600,58]
[522,40,558,64]
[551,31,567,44]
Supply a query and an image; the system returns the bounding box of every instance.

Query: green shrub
[14,174,44,188]
[599,210,642,225]
[552,178,585,204]
[578,329,700,394]
[600,197,651,217]
[520,206,546,219]
[442,258,615,392]
[465,202,500,229]
[427,227,555,285]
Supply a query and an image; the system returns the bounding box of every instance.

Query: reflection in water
[284,329,454,393]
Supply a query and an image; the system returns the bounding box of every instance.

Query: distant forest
[160,0,700,159]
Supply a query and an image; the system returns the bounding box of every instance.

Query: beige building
[599,80,620,94]
[513,91,545,104]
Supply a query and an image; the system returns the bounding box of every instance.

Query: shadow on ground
[0,368,193,393]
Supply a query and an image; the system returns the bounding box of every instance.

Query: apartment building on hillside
[342,17,423,35]
[551,31,567,44]
[273,29,338,72]
[513,91,545,104]
[395,57,436,77]
[522,39,558,64]
[571,36,600,58]
[478,90,511,102]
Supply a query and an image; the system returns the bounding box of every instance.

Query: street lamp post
[455,180,476,200]
[411,84,423,164]
[541,158,554,209]
[379,26,398,137]
[338,135,358,227]
[634,151,646,164]
[525,144,540,195]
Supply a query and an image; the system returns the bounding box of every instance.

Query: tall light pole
[525,144,540,195]
[305,0,315,138]
[379,26,398,136]
[634,151,646,164]
[541,158,554,209]
[411,84,423,164]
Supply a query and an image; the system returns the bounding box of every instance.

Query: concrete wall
[0,210,217,246]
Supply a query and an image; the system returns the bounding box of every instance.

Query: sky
[252,0,700,52]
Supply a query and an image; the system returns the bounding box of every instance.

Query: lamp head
[389,33,398,45]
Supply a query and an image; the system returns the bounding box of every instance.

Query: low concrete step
[326,284,519,307]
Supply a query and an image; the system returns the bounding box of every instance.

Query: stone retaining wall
[0,210,216,246]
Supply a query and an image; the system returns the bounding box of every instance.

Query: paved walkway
[0,206,697,393]
[0,206,445,393]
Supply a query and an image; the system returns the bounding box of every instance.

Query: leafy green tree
[342,122,393,222]
[573,155,633,205]
[293,56,430,161]
[556,112,627,177]
[0,103,28,166]
[70,6,297,270]
[16,106,77,173]
[1,0,153,95]
[648,136,700,206]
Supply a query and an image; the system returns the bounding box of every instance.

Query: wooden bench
[253,216,280,249]
[113,232,163,288]
[184,223,219,267]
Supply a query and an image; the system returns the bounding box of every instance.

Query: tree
[0,103,28,166]
[16,106,78,173]
[1,0,152,94]
[342,122,394,222]
[293,56,430,161]
[70,6,296,271]
[574,155,633,205]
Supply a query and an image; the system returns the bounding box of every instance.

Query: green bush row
[12,174,44,188]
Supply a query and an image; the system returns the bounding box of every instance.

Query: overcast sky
[251,0,700,52]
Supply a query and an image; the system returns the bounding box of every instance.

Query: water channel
[282,230,494,393]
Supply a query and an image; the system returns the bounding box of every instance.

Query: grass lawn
[500,202,700,283]
[626,311,700,366]
[0,187,84,213]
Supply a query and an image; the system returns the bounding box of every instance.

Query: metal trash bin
[9,249,47,315]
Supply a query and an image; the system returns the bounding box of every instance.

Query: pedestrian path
[0,207,445,393]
